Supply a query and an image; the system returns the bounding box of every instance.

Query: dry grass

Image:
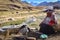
[0,6,60,40]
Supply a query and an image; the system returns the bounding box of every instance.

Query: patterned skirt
[39,23,55,35]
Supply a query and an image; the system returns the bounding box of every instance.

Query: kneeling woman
[39,9,58,35]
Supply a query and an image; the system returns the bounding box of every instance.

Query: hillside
[0,0,40,27]
[0,0,34,11]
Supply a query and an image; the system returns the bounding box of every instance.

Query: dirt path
[46,34,60,40]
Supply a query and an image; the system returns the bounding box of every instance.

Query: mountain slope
[37,1,60,6]
[37,2,49,6]
[0,0,33,11]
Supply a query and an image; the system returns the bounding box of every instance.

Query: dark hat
[43,9,54,12]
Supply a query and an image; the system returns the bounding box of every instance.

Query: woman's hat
[43,6,54,12]
[44,9,54,12]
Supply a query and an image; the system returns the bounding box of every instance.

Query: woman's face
[47,11,53,17]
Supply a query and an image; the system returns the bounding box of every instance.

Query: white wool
[19,27,29,34]
[47,6,53,10]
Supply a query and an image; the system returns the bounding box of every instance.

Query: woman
[39,8,58,35]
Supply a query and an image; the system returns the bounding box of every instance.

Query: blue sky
[21,0,58,3]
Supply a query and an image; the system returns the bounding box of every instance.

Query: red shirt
[49,19,55,26]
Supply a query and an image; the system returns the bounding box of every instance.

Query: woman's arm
[52,13,58,24]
